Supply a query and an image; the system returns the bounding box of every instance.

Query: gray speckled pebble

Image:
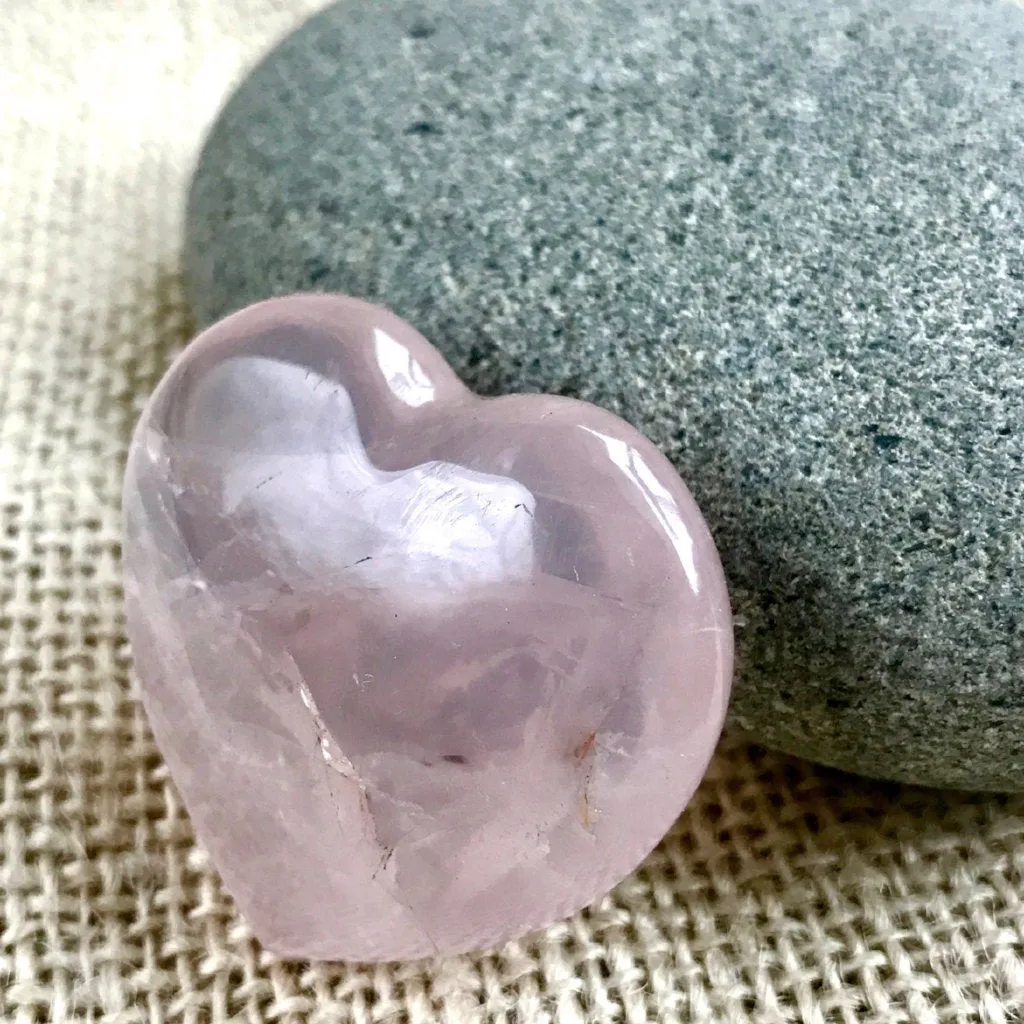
[183,0,1024,790]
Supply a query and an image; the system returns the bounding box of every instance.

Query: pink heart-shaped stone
[122,294,733,961]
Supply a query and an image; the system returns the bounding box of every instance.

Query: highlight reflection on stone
[122,295,733,961]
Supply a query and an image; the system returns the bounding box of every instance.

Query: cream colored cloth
[2,2,1023,1021]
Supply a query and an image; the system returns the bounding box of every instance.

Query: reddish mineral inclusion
[122,295,733,961]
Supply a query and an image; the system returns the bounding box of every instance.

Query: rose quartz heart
[122,294,733,961]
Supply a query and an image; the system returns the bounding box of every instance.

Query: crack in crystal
[297,679,363,785]
[572,728,598,830]
[292,672,440,956]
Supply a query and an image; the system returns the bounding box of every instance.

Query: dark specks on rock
[553,374,583,398]
[910,509,932,531]
[304,256,331,284]
[862,424,903,451]
[993,313,1022,348]
[873,433,903,452]
[404,120,441,135]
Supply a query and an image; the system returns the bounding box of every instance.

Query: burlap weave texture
[1,2,1023,1021]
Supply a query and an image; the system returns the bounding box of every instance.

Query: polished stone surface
[122,295,733,961]
[184,0,1024,790]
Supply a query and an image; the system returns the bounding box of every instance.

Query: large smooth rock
[183,0,1024,790]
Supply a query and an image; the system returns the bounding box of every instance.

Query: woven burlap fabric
[2,2,1024,1021]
